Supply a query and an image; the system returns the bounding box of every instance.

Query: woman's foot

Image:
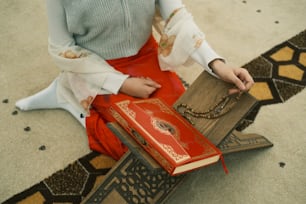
[15,78,85,127]
[16,78,60,110]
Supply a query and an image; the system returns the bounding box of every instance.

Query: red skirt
[85,36,185,160]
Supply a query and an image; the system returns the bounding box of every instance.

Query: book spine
[109,106,175,174]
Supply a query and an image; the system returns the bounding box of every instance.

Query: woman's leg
[86,108,128,160]
[15,78,86,127]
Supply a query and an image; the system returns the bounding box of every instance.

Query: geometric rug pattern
[237,29,306,130]
[3,152,116,204]
[4,29,306,204]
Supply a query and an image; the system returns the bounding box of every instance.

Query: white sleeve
[45,0,128,94]
[158,0,184,20]
[158,0,224,75]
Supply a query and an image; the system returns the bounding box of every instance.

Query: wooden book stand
[83,71,273,204]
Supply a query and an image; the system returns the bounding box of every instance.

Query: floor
[0,0,305,203]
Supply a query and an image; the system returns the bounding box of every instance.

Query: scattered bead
[2,99,9,103]
[256,9,261,13]
[24,126,31,132]
[242,0,247,3]
[275,20,279,24]
[80,113,84,118]
[279,162,286,168]
[12,110,18,115]
[39,145,46,151]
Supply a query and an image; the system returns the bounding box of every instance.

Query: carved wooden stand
[82,72,273,204]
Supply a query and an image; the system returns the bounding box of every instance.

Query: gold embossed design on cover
[161,144,190,162]
[117,100,136,119]
[116,100,190,163]
[143,98,174,115]
[151,118,178,137]
[109,107,129,129]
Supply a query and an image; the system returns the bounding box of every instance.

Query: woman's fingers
[144,77,162,88]
[233,68,254,91]
[120,77,161,98]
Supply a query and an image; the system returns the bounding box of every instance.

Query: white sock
[15,78,86,127]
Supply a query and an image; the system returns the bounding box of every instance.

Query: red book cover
[109,98,226,175]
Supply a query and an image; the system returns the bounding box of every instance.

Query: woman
[16,0,254,160]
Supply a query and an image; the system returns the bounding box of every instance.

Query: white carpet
[1,0,305,203]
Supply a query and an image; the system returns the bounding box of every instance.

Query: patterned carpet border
[237,29,306,130]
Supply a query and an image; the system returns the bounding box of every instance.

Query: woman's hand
[210,59,254,94]
[119,77,161,98]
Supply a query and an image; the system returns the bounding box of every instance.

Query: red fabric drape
[85,36,185,160]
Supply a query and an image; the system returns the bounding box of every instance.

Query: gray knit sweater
[62,0,156,59]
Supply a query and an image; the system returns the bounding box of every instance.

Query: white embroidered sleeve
[46,0,128,114]
[48,41,128,93]
[158,0,224,76]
